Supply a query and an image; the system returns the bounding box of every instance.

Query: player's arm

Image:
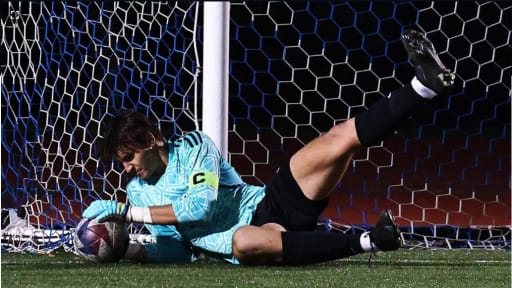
[109,166,220,224]
[169,132,221,223]
[81,199,175,224]
[83,132,221,224]
[86,181,216,224]
[142,204,177,224]
[82,182,216,225]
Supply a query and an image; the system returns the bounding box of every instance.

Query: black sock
[280,231,363,265]
[355,84,424,146]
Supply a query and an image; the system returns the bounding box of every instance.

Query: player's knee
[232,226,253,258]
[232,226,261,265]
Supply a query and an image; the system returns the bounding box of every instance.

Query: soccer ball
[73,217,129,263]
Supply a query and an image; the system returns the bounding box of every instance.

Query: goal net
[1,2,200,252]
[2,1,510,253]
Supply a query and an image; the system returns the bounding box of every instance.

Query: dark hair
[100,110,163,160]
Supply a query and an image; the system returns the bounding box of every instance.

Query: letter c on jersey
[192,172,206,185]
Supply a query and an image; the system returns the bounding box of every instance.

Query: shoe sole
[401,30,454,89]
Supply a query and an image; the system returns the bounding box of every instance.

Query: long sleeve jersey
[126,131,265,263]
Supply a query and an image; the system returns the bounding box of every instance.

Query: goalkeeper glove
[82,200,128,222]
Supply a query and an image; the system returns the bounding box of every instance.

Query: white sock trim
[360,231,379,252]
[411,76,437,99]
[125,206,153,223]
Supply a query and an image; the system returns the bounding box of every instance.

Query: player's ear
[148,132,165,147]
[146,132,164,148]
[146,132,156,147]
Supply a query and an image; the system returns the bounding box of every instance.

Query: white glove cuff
[125,206,153,224]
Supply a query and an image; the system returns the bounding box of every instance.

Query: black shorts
[250,157,329,231]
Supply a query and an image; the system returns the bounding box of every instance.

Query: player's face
[116,146,166,183]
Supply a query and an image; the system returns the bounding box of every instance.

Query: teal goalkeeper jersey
[126,131,265,263]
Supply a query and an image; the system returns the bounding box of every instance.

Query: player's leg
[233,29,454,266]
[234,155,400,265]
[233,209,401,265]
[232,224,284,265]
[291,29,454,201]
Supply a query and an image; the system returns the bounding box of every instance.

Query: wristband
[125,206,153,223]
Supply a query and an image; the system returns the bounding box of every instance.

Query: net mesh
[1,1,511,253]
[2,2,200,252]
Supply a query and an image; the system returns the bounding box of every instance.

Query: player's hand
[82,200,128,222]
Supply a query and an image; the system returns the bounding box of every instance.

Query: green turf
[2,250,510,288]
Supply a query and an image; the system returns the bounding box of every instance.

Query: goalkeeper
[83,30,454,265]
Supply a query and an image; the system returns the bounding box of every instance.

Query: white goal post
[202,1,230,158]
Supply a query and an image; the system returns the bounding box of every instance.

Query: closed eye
[123,153,135,162]
[117,152,134,162]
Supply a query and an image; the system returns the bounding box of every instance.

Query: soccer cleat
[401,29,455,96]
[369,209,402,251]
